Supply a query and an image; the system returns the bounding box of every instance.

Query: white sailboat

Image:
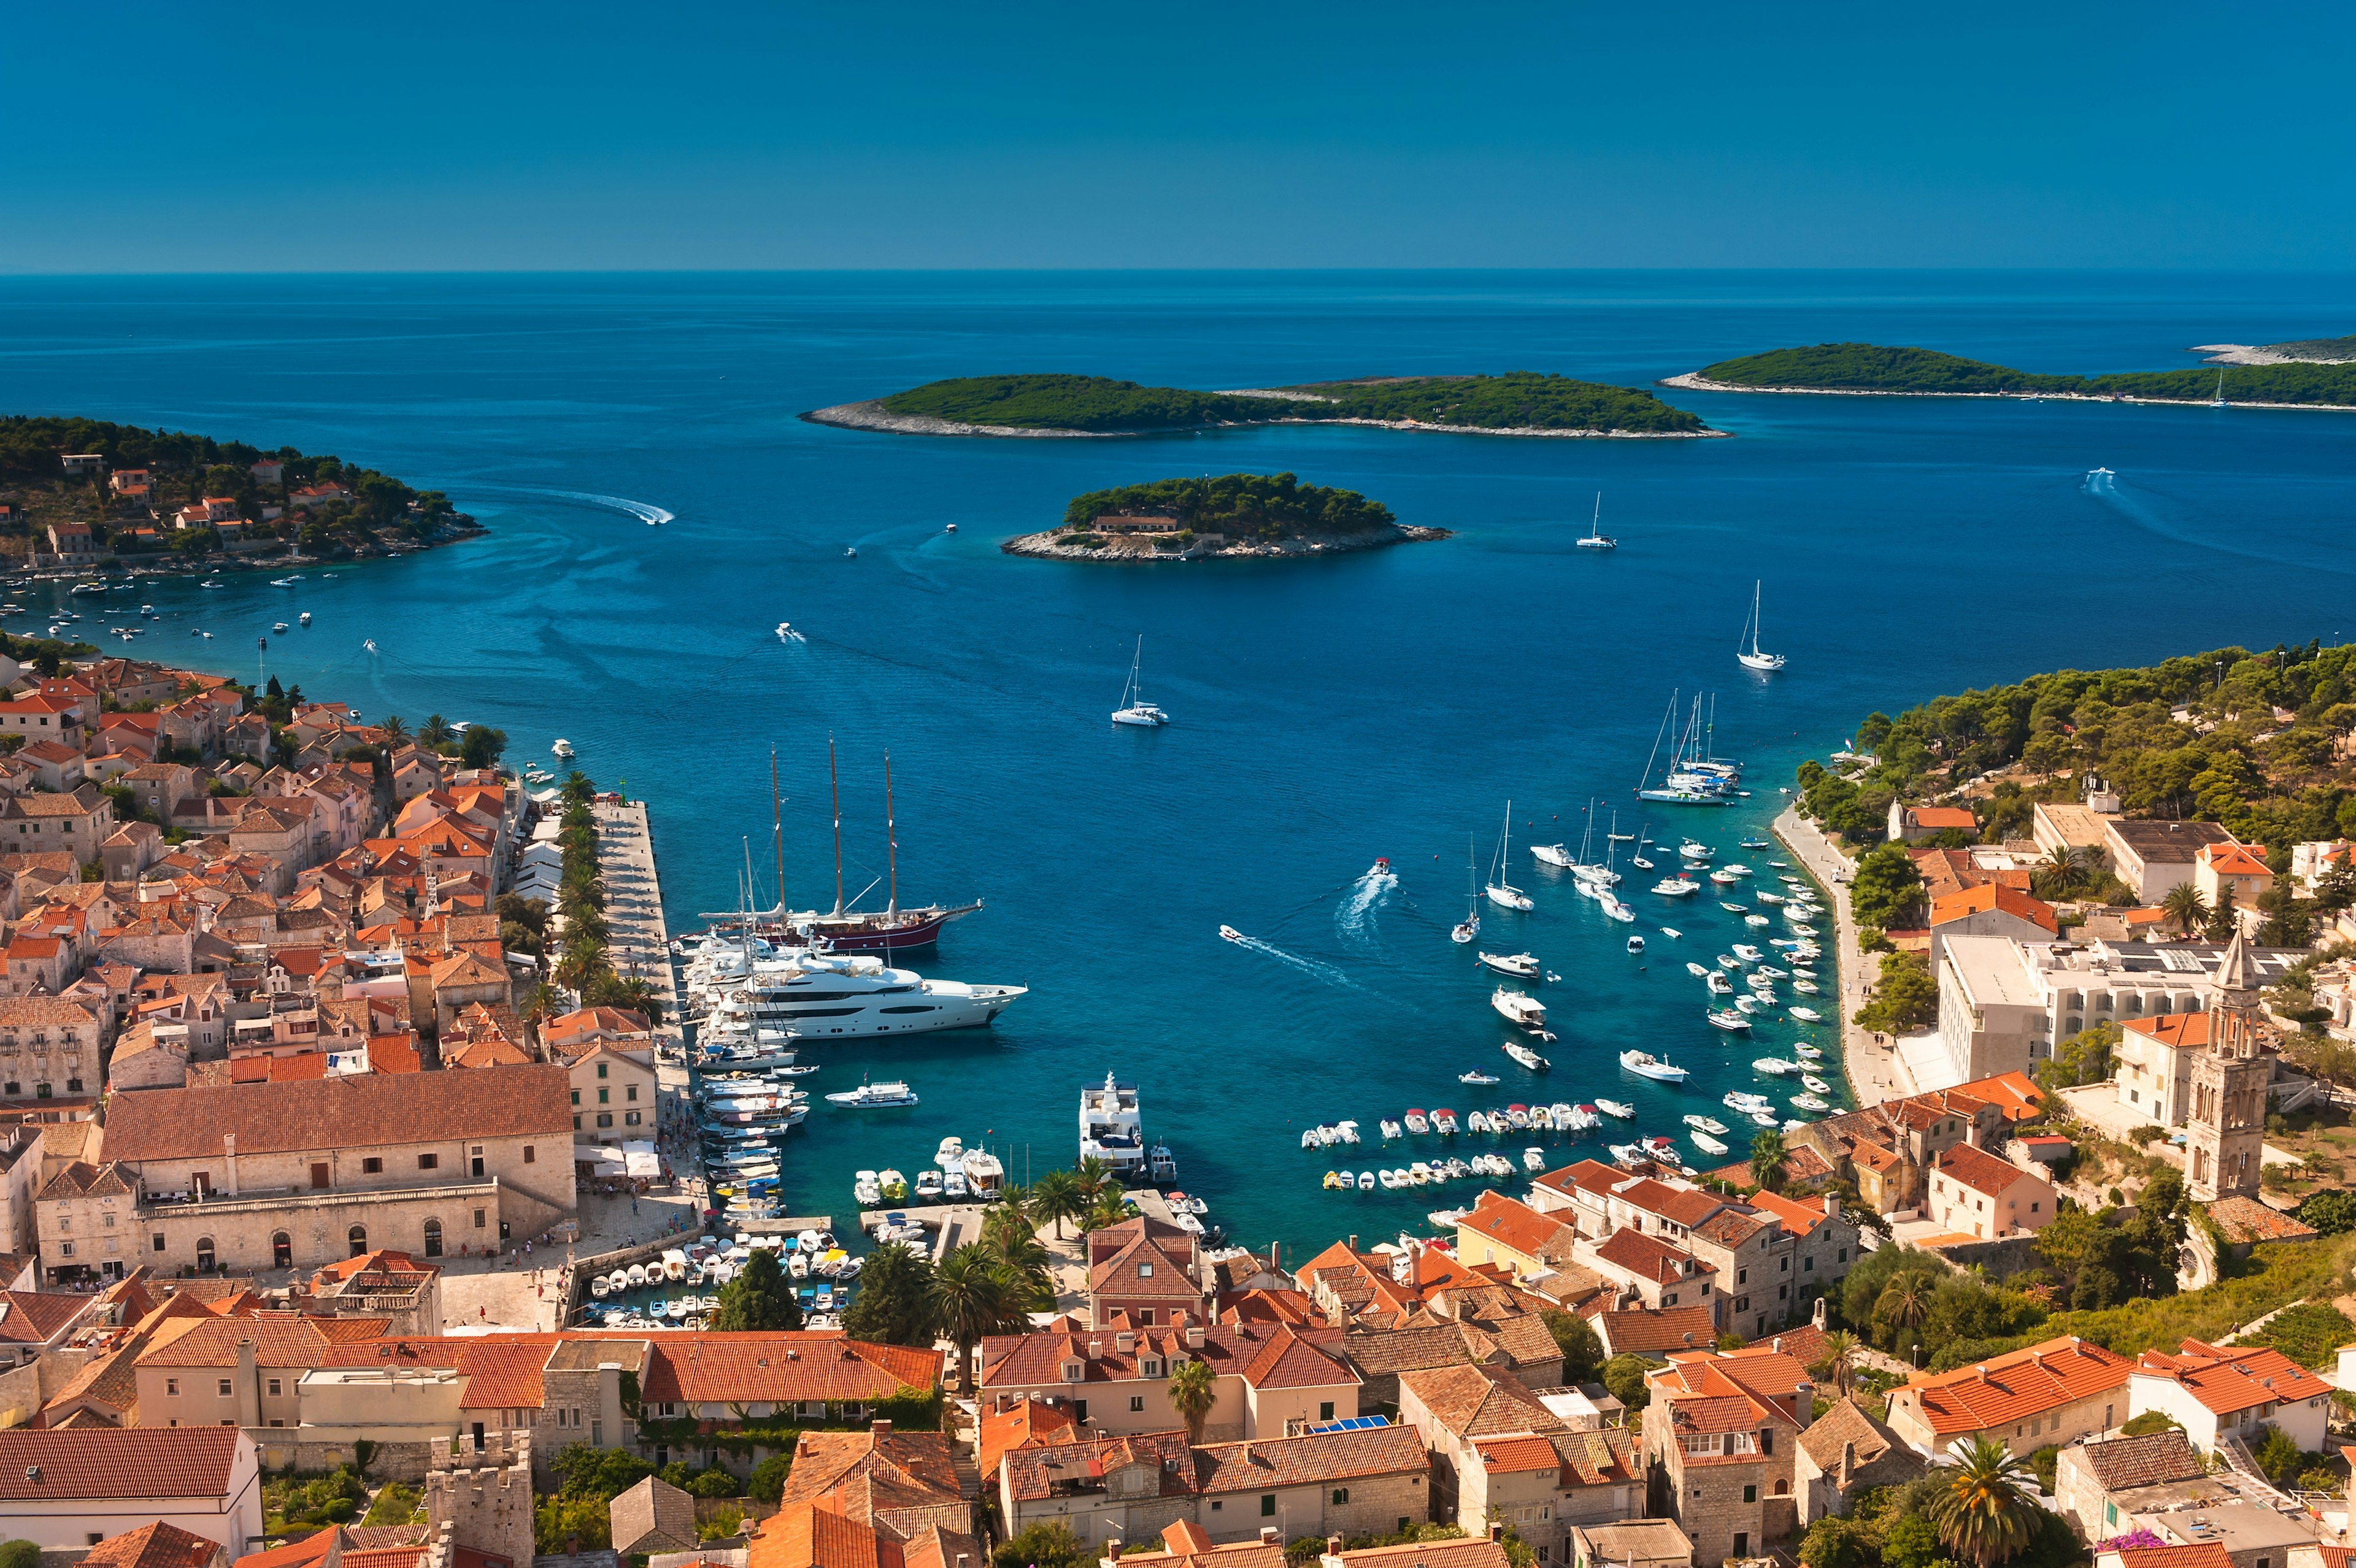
[1111,635,1169,726]
[1736,582,1785,672]
[1574,492,1616,551]
[1485,803,1533,911]
[1450,834,1481,943]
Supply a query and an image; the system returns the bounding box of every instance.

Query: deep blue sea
[6,270,2355,1259]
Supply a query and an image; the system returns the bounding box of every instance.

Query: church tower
[2185,931,2271,1202]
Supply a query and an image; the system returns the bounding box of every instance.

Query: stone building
[2186,934,2271,1204]
[426,1428,537,1568]
[38,1065,574,1278]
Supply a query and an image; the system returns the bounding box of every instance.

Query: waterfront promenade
[1772,805,1921,1110]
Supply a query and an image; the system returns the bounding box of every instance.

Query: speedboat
[1503,1040,1550,1071]
[1753,1058,1802,1075]
[1431,1109,1459,1134]
[1626,934,1646,953]
[1801,1075,1832,1094]
[1793,979,1819,994]
[1379,1118,1403,1139]
[1792,1094,1830,1112]
[1458,1070,1500,1085]
[1492,988,1547,1031]
[1789,1007,1824,1023]
[1652,877,1700,896]
[552,739,575,759]
[1595,1099,1635,1119]
[1404,1109,1431,1134]
[298,612,311,626]
[1679,840,1712,861]
[1659,926,1682,938]
[1524,1146,1548,1170]
[1618,1050,1688,1082]
[1479,951,1540,978]
[1219,925,1244,942]
[1707,972,1733,995]
[1732,944,1763,963]
[1717,954,1742,970]
[1690,1130,1728,1155]
[1686,961,1711,978]
[1706,1009,1753,1032]
[1684,1114,1730,1135]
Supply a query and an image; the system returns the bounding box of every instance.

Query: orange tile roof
[1591,1228,1712,1285]
[1744,1189,1833,1237]
[1930,883,2058,934]
[82,1521,224,1568]
[976,1396,1079,1478]
[2109,1548,2229,1568]
[2200,844,2272,878]
[1948,1071,2046,1122]
[233,1527,342,1568]
[1471,1433,1560,1474]
[1936,1142,2041,1199]
[2123,1012,2213,1048]
[2131,1339,2332,1415]
[0,1426,244,1500]
[1906,806,1979,830]
[1898,1336,2130,1436]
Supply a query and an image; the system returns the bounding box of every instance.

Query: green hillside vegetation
[1061,472,1393,537]
[1793,638,2356,947]
[1698,342,2356,405]
[0,413,461,561]
[874,371,1706,434]
[2254,334,2356,361]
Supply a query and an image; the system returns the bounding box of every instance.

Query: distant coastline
[1660,370,2356,415]
[808,398,1729,440]
[1003,521,1450,563]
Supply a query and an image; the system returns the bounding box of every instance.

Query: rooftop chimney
[871,1418,892,1439]
[1186,1326,1204,1350]
[1260,1529,1280,1547]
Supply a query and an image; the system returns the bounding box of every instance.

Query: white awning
[574,1145,625,1168]
[622,1140,661,1178]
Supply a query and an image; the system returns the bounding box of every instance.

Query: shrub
[2121,1410,2183,1436]
[685,1467,741,1499]
[1,1544,41,1568]
[749,1453,793,1502]
[2248,1301,2356,1367]
[699,1511,744,1543]
[995,1523,1092,1568]
[1602,1353,1651,1412]
[2128,1126,2165,1147]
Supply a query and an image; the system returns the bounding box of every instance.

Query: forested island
[0,413,479,567]
[807,371,1718,438]
[1002,471,1446,562]
[2200,333,2356,366]
[1666,343,2356,409]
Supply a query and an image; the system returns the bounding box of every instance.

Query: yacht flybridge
[1079,1072,1177,1185]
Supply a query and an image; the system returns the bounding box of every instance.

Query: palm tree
[1876,1272,1932,1334]
[1749,1129,1787,1193]
[2035,844,2089,901]
[561,771,597,808]
[380,715,407,740]
[1811,1329,1861,1400]
[1167,1358,1218,1443]
[988,1227,1057,1310]
[1030,1169,1086,1239]
[419,713,453,747]
[930,1243,1026,1390]
[2161,882,2211,937]
[1073,1156,1114,1204]
[980,1194,1034,1255]
[1929,1436,2039,1567]
[1082,1188,1132,1232]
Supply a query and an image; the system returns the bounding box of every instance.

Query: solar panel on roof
[1305,1415,1389,1434]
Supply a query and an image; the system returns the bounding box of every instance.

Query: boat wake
[1334,867,1397,948]
[1224,931,1364,991]
[481,485,677,526]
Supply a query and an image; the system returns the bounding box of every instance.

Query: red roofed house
[1639,1346,1818,1566]
[979,1318,1359,1442]
[0,1425,261,1552]
[1395,1360,1642,1551]
[1085,1214,1211,1329]
[1452,1192,1580,1285]
[2193,844,2273,917]
[79,1520,229,1568]
[1924,1141,2055,1240]
[1928,885,2058,962]
[0,693,87,748]
[2126,1339,2331,1458]
[1888,803,1979,845]
[1886,1335,2131,1456]
[1576,1229,1715,1321]
[776,1418,969,1542]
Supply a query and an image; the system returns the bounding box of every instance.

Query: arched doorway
[194,1237,215,1272]
[348,1225,368,1258]
[272,1232,293,1269]
[423,1218,443,1258]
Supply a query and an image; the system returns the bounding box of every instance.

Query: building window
[571,1090,580,1105]
[269,1379,282,1396]
[598,1088,609,1104]
[153,1235,165,1252]
[418,1153,438,1170]
[1261,1496,1276,1518]
[597,1113,613,1128]
[523,1145,535,1164]
[1320,1402,1335,1421]
[628,1086,638,1101]
[474,1208,488,1229]
[1804,1256,1814,1272]
[194,1237,214,1271]
[625,1112,641,1126]
[1332,1488,1350,1505]
[219,1378,233,1396]
[598,1063,609,1078]
[1130,1396,1144,1412]
[1138,1262,1153,1278]
[423,1219,443,1257]
[361,1157,383,1175]
[349,1226,368,1258]
[272,1232,292,1269]
[167,1378,179,1396]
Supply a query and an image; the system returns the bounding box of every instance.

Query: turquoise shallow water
[5,270,2355,1257]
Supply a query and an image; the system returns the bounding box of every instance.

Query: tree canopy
[874,370,1707,435]
[1699,342,2356,406]
[1063,472,1392,536]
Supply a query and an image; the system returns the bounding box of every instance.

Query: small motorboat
[1686,961,1711,978]
[1793,979,1821,994]
[1653,878,1700,897]
[1792,1094,1830,1112]
[1219,924,1244,942]
[1753,1058,1803,1075]
[845,546,858,558]
[1721,901,1748,914]
[1524,1146,1547,1170]
[1357,1170,1376,1191]
[1594,1099,1636,1119]
[1479,951,1541,978]
[1801,1074,1832,1095]
[272,621,289,633]
[1626,934,1646,953]
[552,739,575,759]
[1679,840,1712,861]
[1459,1070,1501,1085]
[1619,1050,1688,1082]
[1691,1130,1728,1155]
[1404,1109,1431,1134]
[1707,972,1733,995]
[1684,1114,1730,1135]
[1503,1040,1550,1071]
[1468,1112,1492,1135]
[1431,1109,1460,1134]
[1732,944,1763,963]
[1717,955,1742,970]
[1492,988,1547,1031]
[298,612,311,626]
[1706,1009,1753,1032]
[1789,1006,1824,1023]
[1659,926,1682,938]
[1379,1118,1403,1139]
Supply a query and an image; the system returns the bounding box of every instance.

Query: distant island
[0,413,479,571]
[2196,334,2356,366]
[806,371,1721,438]
[1663,343,2356,410]
[1002,472,1447,563]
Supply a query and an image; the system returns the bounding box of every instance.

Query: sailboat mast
[771,745,784,925]
[828,734,844,916]
[885,750,899,917]
[1639,690,1677,789]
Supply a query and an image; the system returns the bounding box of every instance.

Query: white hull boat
[1619,1050,1688,1082]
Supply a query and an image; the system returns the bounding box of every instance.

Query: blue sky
[7,0,2352,271]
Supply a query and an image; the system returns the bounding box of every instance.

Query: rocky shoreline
[1658,370,2356,413]
[803,398,1725,439]
[1001,523,1452,563]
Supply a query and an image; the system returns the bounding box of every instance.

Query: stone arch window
[195,1236,215,1272]
[348,1225,368,1258]
[423,1218,444,1258]
[1774,1479,1790,1496]
[272,1232,293,1269]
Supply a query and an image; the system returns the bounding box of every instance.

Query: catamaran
[1485,803,1533,910]
[1111,635,1169,726]
[1574,492,1617,551]
[1737,582,1785,672]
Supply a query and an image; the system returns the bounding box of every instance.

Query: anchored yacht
[687,938,1025,1041]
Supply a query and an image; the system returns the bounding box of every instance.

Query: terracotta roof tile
[1896,1336,2130,1437]
[2077,1429,2204,1490]
[2131,1339,2332,1415]
[0,1426,244,1499]
[102,1064,569,1161]
[82,1521,224,1568]
[1935,1142,2038,1199]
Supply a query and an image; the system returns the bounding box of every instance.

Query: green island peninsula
[2195,332,2356,366]
[0,413,479,571]
[806,371,1721,438]
[1663,343,2356,410]
[1001,471,1447,563]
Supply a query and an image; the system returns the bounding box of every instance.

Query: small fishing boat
[1732,944,1763,963]
[1595,1099,1636,1119]
[1746,913,1771,928]
[1706,1009,1753,1032]
[1626,934,1646,953]
[1432,1109,1460,1134]
[1479,951,1541,978]
[1220,924,1244,942]
[1706,972,1733,995]
[1654,877,1700,897]
[1753,1058,1802,1075]
[1685,962,1711,978]
[1618,1049,1688,1082]
[1788,1006,1824,1023]
[1684,1114,1730,1136]
[1659,926,1682,939]
[1379,1118,1403,1139]
[1524,1145,1548,1170]
[1459,1070,1500,1085]
[1792,1094,1830,1112]
[1734,996,1761,1015]
[552,739,575,759]
[1679,840,1712,861]
[1503,1040,1550,1071]
[1357,1170,1376,1191]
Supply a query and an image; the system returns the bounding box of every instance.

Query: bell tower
[2185,931,2270,1202]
